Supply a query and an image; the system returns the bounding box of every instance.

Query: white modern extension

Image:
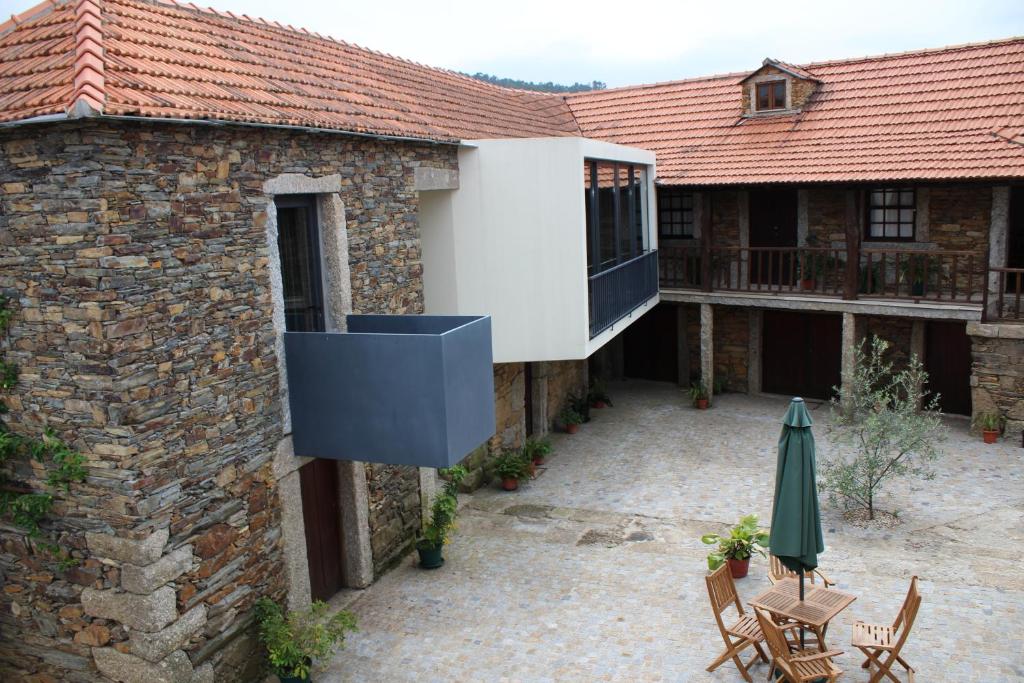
[420,136,659,363]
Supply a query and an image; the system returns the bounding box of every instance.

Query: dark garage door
[762,311,842,400]
[924,321,971,416]
[623,303,678,383]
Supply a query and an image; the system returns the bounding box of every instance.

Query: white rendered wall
[421,137,657,363]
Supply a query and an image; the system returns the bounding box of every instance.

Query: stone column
[840,312,858,404]
[531,361,550,437]
[700,303,714,404]
[418,467,438,530]
[747,309,763,394]
[910,320,926,409]
[796,189,809,246]
[988,187,1010,319]
[676,305,690,386]
[738,191,750,285]
[81,528,213,683]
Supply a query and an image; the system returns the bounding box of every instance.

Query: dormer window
[756,80,786,111]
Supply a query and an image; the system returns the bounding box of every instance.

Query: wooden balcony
[660,244,988,306]
[984,268,1024,323]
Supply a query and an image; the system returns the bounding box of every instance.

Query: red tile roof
[567,38,1024,185]
[0,0,578,141]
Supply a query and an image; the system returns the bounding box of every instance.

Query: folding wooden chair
[852,576,921,683]
[768,554,836,588]
[754,607,843,683]
[704,564,768,682]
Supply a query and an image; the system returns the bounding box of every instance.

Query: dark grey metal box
[284,315,495,468]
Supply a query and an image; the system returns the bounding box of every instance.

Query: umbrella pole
[799,571,805,649]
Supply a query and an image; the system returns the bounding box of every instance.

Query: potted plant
[975,412,1004,444]
[569,392,591,423]
[898,256,941,297]
[415,465,467,568]
[797,251,821,291]
[254,597,357,683]
[559,406,584,434]
[494,451,529,490]
[524,437,551,467]
[588,378,613,409]
[689,381,709,409]
[700,514,769,579]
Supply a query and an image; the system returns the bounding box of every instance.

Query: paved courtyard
[323,381,1024,682]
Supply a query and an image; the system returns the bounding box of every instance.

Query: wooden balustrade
[659,244,986,305]
[984,267,1024,322]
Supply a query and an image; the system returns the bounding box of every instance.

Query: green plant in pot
[897,255,942,296]
[523,437,552,467]
[255,597,357,683]
[700,514,769,579]
[416,465,467,569]
[689,381,709,409]
[974,412,1004,444]
[569,392,591,423]
[559,406,584,434]
[494,450,530,490]
[588,378,613,408]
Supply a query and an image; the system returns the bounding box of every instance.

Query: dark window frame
[755,80,787,111]
[584,158,649,275]
[865,188,916,242]
[657,187,695,239]
[275,194,326,332]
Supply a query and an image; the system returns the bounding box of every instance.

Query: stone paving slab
[322,382,1024,682]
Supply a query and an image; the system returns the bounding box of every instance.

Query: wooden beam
[701,192,713,292]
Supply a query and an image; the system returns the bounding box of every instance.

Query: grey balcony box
[284,315,495,469]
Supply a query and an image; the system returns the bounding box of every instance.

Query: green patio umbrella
[769,397,824,649]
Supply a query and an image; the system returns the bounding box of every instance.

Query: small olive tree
[822,336,945,520]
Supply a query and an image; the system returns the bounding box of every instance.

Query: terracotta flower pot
[982,429,999,444]
[501,477,519,491]
[800,279,816,291]
[527,461,537,478]
[565,423,579,434]
[727,557,750,579]
[531,456,544,467]
[695,398,709,410]
[591,400,607,409]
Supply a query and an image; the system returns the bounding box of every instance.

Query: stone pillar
[738,191,750,285]
[988,187,1010,319]
[418,467,438,530]
[81,528,213,683]
[700,303,714,403]
[531,361,550,437]
[676,305,690,386]
[840,312,858,404]
[796,189,809,246]
[747,309,763,394]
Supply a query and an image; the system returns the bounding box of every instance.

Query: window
[584,159,649,274]
[658,188,694,238]
[276,194,325,332]
[755,80,786,111]
[866,188,916,240]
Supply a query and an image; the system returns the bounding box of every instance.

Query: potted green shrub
[569,392,591,423]
[700,514,769,579]
[588,378,613,409]
[415,465,467,569]
[494,451,530,490]
[523,437,551,467]
[898,256,941,296]
[975,412,1004,444]
[559,406,584,434]
[255,597,357,683]
[689,381,709,409]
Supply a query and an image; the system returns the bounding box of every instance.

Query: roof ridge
[68,0,104,116]
[800,35,1024,69]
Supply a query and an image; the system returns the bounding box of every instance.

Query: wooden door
[762,311,841,400]
[623,303,678,383]
[299,459,344,601]
[1008,186,1024,269]
[749,189,798,286]
[924,321,972,416]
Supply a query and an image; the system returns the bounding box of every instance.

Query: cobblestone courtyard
[323,381,1024,682]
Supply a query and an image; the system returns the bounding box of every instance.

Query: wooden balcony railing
[659,244,987,305]
[984,268,1024,322]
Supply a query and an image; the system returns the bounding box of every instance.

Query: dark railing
[984,267,1024,322]
[588,250,659,338]
[659,244,986,304]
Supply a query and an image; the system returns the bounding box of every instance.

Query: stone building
[0,1,1022,682]
[570,46,1024,436]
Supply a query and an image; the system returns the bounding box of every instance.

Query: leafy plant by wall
[0,296,86,568]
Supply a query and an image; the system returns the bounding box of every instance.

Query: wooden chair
[704,564,768,682]
[852,576,921,683]
[768,554,836,588]
[754,607,843,683]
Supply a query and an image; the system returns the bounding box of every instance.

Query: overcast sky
[6,0,1022,87]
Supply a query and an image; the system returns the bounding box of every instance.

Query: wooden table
[748,577,856,651]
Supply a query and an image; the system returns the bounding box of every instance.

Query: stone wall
[545,360,586,426]
[0,120,457,681]
[806,188,847,246]
[862,316,914,373]
[928,185,990,252]
[709,190,741,247]
[713,306,749,393]
[968,323,1024,439]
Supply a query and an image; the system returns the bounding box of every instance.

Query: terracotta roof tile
[567,38,1024,184]
[0,0,578,140]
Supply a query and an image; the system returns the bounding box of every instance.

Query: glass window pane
[900,190,914,206]
[584,160,595,271]
[773,81,785,107]
[870,224,883,237]
[899,209,914,223]
[899,224,913,238]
